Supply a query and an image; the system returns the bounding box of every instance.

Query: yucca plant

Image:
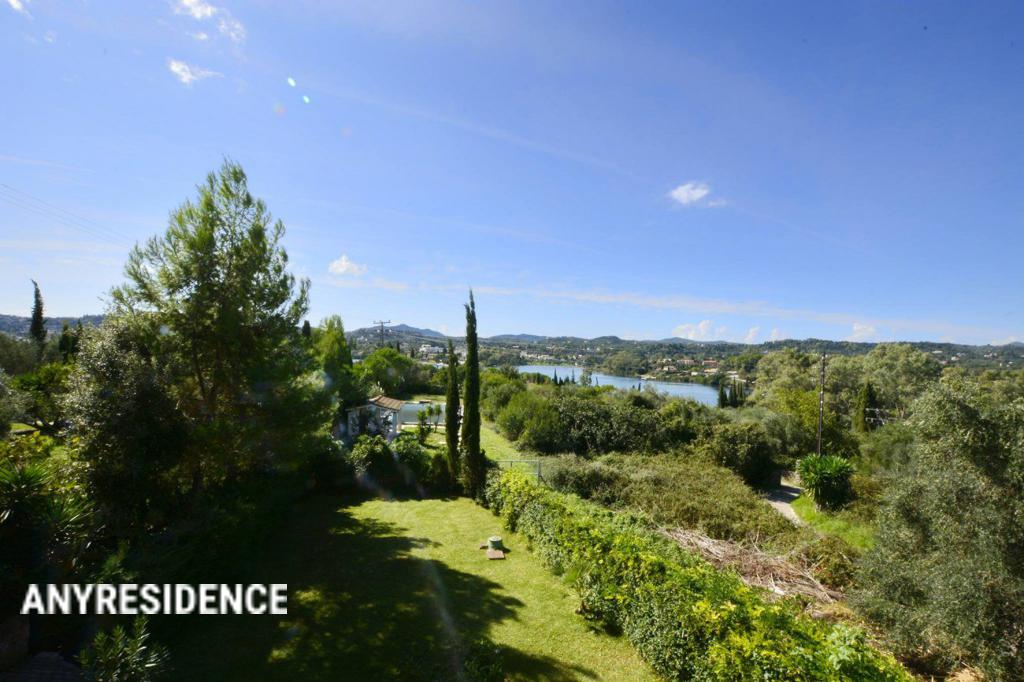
[798,454,854,510]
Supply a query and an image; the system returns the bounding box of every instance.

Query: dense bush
[695,421,775,484]
[486,469,908,680]
[547,454,798,544]
[64,319,187,536]
[544,455,627,506]
[856,381,1024,679]
[798,455,854,510]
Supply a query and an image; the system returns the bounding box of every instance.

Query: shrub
[345,435,399,489]
[798,454,854,509]
[856,380,1024,679]
[802,535,860,591]
[79,616,169,682]
[545,455,627,506]
[485,469,908,680]
[696,421,775,484]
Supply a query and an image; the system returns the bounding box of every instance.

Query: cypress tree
[854,380,879,432]
[717,382,728,408]
[460,291,483,497]
[445,339,461,486]
[301,320,312,338]
[29,279,46,355]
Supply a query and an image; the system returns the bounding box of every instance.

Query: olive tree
[856,379,1024,679]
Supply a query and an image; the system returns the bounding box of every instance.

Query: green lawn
[160,493,653,681]
[8,422,36,434]
[791,495,875,551]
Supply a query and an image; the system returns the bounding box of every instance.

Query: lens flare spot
[302,95,311,104]
[273,103,286,117]
[286,77,296,87]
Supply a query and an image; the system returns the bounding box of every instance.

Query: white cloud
[769,328,783,341]
[173,0,246,43]
[991,336,1018,346]
[846,322,877,342]
[706,198,728,208]
[743,326,760,344]
[167,59,221,85]
[217,15,246,43]
[328,254,367,276]
[191,31,209,41]
[668,181,710,206]
[43,29,56,43]
[673,319,726,341]
[5,0,29,15]
[174,0,216,20]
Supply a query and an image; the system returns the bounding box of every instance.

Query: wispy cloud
[174,0,216,20]
[673,319,728,341]
[327,254,367,276]
[217,16,246,43]
[324,276,408,292]
[458,283,996,341]
[5,0,29,16]
[167,59,221,86]
[0,154,90,172]
[743,326,760,344]
[172,0,245,43]
[846,322,877,342]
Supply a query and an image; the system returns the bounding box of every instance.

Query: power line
[0,183,137,246]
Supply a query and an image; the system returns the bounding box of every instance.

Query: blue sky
[1,0,1021,343]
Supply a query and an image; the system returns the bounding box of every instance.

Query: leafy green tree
[0,334,37,375]
[111,160,309,493]
[316,315,364,413]
[359,347,417,396]
[445,339,461,485]
[863,343,941,417]
[0,370,26,439]
[57,321,82,362]
[768,388,857,458]
[29,279,46,356]
[12,362,70,434]
[697,421,775,484]
[856,379,1024,679]
[461,291,484,496]
[64,319,186,536]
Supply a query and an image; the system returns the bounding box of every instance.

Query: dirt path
[764,475,803,525]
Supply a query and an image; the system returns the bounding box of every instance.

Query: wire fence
[493,459,545,483]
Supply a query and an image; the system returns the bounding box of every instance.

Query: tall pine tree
[460,291,484,497]
[717,382,728,408]
[444,338,461,486]
[29,279,46,356]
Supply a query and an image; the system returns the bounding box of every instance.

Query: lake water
[516,364,719,406]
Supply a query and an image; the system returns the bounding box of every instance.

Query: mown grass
[791,495,875,551]
[157,492,652,681]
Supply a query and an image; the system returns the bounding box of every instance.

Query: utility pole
[373,320,390,348]
[816,353,827,456]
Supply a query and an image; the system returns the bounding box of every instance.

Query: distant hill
[0,314,104,338]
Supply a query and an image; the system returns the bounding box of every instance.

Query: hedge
[485,469,908,681]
